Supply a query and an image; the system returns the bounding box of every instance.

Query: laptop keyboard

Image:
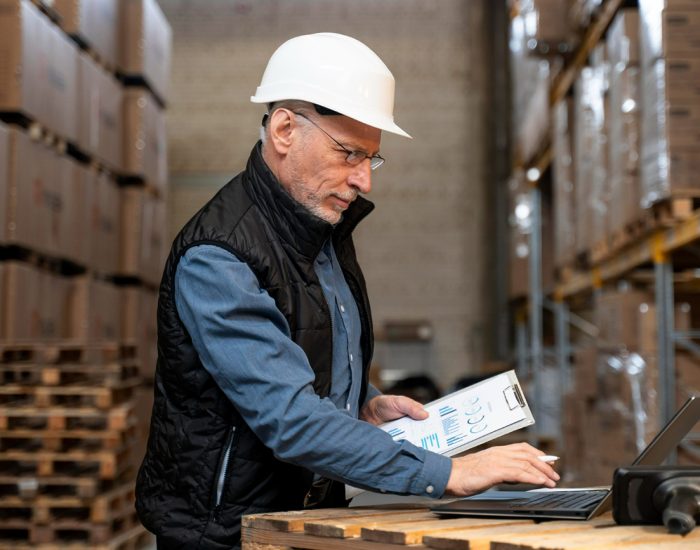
[510,491,604,511]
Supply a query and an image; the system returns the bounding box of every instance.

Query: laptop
[431,395,700,520]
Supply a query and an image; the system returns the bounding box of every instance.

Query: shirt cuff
[412,449,452,498]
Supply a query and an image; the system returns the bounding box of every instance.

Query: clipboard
[345,370,534,499]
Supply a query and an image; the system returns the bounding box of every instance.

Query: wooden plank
[488,523,700,549]
[243,524,430,550]
[422,517,614,550]
[304,510,436,539]
[242,505,426,533]
[362,517,532,546]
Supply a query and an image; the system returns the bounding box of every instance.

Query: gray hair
[260,100,316,144]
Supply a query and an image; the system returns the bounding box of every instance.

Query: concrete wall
[160,0,491,390]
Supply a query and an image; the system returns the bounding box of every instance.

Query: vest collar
[243,142,374,259]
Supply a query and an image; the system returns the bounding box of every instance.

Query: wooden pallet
[0,510,140,546]
[242,506,700,549]
[0,342,128,366]
[0,362,140,387]
[0,482,135,524]
[0,447,131,480]
[646,196,700,229]
[0,523,152,550]
[0,423,138,453]
[0,404,132,432]
[0,378,139,409]
[0,474,100,499]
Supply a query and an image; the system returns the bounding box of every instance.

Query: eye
[346,151,367,165]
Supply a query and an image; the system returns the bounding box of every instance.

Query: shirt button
[340,304,345,313]
[426,485,434,494]
[346,403,351,411]
[349,353,354,362]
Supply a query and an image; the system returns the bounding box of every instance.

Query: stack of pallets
[0,342,151,548]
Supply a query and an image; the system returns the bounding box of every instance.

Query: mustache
[333,190,358,203]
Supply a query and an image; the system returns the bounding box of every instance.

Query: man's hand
[359,394,428,426]
[446,443,560,496]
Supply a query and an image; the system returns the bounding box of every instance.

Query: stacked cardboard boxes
[510,13,561,165]
[0,0,78,141]
[123,88,168,194]
[607,9,643,235]
[573,44,609,255]
[76,51,123,171]
[0,0,170,546]
[118,0,172,105]
[552,98,577,269]
[54,0,119,68]
[518,0,579,56]
[640,0,700,206]
[119,186,167,286]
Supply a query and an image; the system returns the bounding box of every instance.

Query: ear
[267,108,297,155]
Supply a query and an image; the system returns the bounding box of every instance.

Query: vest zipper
[214,426,236,510]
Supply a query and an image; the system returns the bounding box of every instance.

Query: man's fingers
[392,396,428,420]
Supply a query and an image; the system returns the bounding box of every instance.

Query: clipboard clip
[503,384,526,410]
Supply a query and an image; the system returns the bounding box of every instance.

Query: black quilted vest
[135,143,374,549]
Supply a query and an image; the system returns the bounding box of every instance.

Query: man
[135,33,558,549]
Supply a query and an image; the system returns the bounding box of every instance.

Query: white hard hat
[251,33,411,138]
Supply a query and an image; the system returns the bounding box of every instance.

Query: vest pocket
[213,426,236,509]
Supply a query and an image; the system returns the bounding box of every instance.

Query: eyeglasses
[293,112,385,170]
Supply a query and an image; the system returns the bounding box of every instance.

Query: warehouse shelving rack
[511,0,700,442]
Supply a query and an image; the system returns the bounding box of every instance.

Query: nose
[347,160,372,195]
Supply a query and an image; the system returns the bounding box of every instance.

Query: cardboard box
[640,1,700,65]
[119,188,166,285]
[46,17,78,142]
[607,12,642,226]
[519,0,578,55]
[608,9,641,68]
[0,261,41,341]
[0,1,47,129]
[143,197,166,285]
[123,88,167,193]
[641,59,700,205]
[76,52,123,171]
[88,171,120,275]
[40,269,71,340]
[3,129,44,251]
[638,302,691,353]
[119,0,172,104]
[574,65,606,254]
[573,346,598,398]
[596,287,654,348]
[552,98,577,268]
[3,129,82,261]
[0,1,78,141]
[0,123,8,245]
[54,0,119,67]
[62,160,91,266]
[121,287,158,380]
[69,276,121,343]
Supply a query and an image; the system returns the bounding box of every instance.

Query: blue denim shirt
[174,244,451,497]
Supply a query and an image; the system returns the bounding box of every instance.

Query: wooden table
[242,505,700,549]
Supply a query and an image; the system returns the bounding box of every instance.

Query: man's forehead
[326,115,382,152]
